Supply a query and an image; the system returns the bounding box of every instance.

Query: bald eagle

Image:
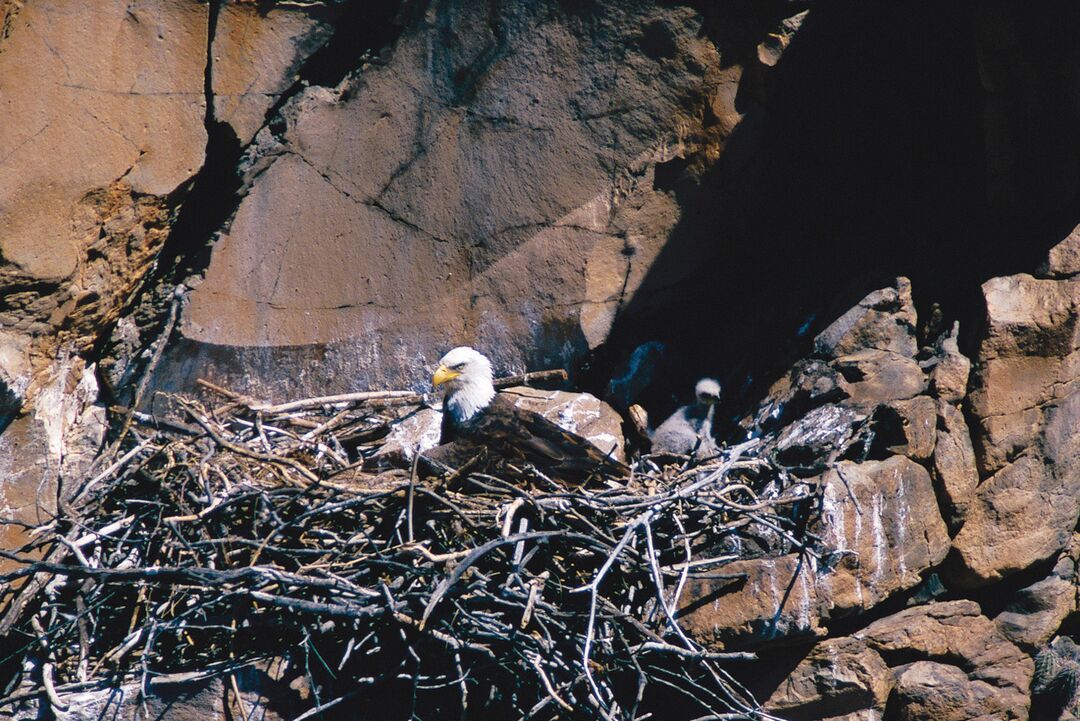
[427,347,629,483]
[651,378,721,459]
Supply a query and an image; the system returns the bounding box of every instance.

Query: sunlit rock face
[164,0,739,401]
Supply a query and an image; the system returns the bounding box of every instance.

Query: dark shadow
[589,0,1080,428]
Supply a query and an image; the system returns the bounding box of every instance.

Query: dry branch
[0,375,822,721]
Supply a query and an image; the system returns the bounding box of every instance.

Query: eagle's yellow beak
[432,365,460,387]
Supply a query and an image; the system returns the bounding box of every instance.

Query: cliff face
[0,1,1078,720]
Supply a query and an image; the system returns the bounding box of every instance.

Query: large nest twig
[0,376,819,720]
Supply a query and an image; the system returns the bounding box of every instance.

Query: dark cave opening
[584,0,1080,431]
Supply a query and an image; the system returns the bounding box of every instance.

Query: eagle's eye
[452,363,466,370]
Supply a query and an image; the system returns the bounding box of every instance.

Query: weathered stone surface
[813,279,918,360]
[0,357,104,575]
[859,600,1034,719]
[212,3,335,146]
[500,386,626,462]
[1039,223,1080,279]
[772,403,866,475]
[832,350,927,408]
[0,1,206,280]
[891,661,1009,721]
[744,359,847,436]
[815,457,949,617]
[954,269,1080,587]
[876,395,937,461]
[948,443,1079,588]
[765,636,891,721]
[931,400,979,532]
[677,554,822,649]
[167,2,734,399]
[928,321,971,402]
[372,407,444,465]
[995,535,1080,650]
[9,663,303,721]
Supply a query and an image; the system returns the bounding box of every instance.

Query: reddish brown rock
[815,457,949,618]
[813,279,918,360]
[212,3,335,145]
[948,445,1079,588]
[501,386,626,462]
[677,554,822,649]
[995,534,1079,650]
[955,269,1080,587]
[928,321,971,403]
[877,396,937,461]
[891,661,1010,721]
[858,600,1034,719]
[1039,223,1080,279]
[931,400,979,531]
[765,636,892,720]
[170,2,735,398]
[832,350,927,408]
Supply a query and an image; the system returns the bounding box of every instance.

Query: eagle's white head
[695,378,721,406]
[433,346,496,422]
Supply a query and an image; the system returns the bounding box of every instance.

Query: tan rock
[815,457,949,617]
[948,446,1079,588]
[0,1,206,281]
[859,600,1034,718]
[814,279,918,360]
[164,2,737,398]
[931,400,979,531]
[976,274,1079,361]
[891,661,1011,721]
[212,3,335,145]
[877,396,937,461]
[499,386,626,462]
[832,350,927,408]
[928,321,971,402]
[766,637,891,720]
[994,535,1079,649]
[1040,222,1080,278]
[677,554,823,649]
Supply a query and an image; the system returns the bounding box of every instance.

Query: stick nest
[0,377,820,720]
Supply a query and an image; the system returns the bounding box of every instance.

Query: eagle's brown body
[437,392,629,483]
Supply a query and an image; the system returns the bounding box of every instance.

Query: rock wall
[677,233,1080,720]
[1,1,1079,720]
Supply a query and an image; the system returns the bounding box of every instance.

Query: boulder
[831,350,927,408]
[873,396,937,461]
[813,279,918,360]
[947,443,1079,587]
[815,457,949,618]
[891,661,1009,721]
[858,600,1034,719]
[772,403,867,476]
[994,534,1079,650]
[500,386,626,462]
[954,270,1080,587]
[677,554,823,649]
[928,321,972,403]
[930,400,979,532]
[765,636,892,721]
[1039,223,1080,279]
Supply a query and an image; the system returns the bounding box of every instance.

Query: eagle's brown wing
[465,394,629,482]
